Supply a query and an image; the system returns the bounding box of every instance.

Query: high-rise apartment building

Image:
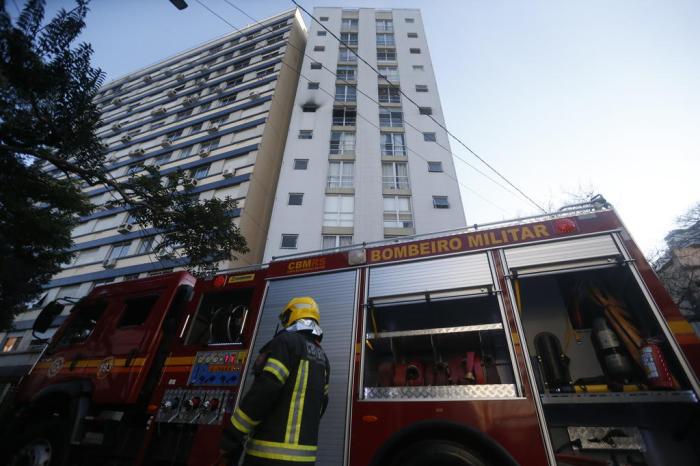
[0,9,306,381]
[263,8,465,260]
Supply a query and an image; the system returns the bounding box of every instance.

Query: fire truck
[4,198,700,466]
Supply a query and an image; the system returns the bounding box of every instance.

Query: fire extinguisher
[641,340,677,389]
[592,318,635,383]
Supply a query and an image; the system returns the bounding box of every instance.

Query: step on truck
[3,198,700,466]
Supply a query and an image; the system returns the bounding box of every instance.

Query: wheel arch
[368,419,519,466]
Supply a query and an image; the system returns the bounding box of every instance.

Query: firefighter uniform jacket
[228,330,330,465]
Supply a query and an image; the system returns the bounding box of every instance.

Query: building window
[410,48,421,54]
[381,132,407,156]
[338,47,357,62]
[123,273,140,281]
[108,241,132,260]
[317,30,327,36]
[2,336,22,353]
[419,106,432,115]
[405,17,415,23]
[378,65,399,82]
[407,32,418,38]
[383,196,413,228]
[178,145,193,159]
[199,101,211,112]
[433,196,450,209]
[167,128,183,140]
[288,193,304,206]
[299,130,313,139]
[150,117,166,130]
[314,45,325,52]
[340,32,358,46]
[376,48,397,61]
[302,104,318,113]
[330,131,355,154]
[336,65,357,81]
[261,50,280,61]
[335,84,357,102]
[201,137,220,151]
[428,161,443,172]
[239,45,254,56]
[256,67,275,78]
[154,153,171,166]
[293,158,309,170]
[413,65,424,71]
[332,107,356,126]
[322,235,353,249]
[266,34,283,46]
[137,236,156,255]
[423,132,437,142]
[177,108,193,120]
[378,86,401,103]
[227,76,244,87]
[327,161,354,188]
[308,81,320,89]
[320,16,329,21]
[382,162,409,190]
[220,94,237,106]
[341,18,358,31]
[323,195,354,227]
[376,19,393,32]
[193,164,210,180]
[379,108,403,127]
[376,33,395,47]
[281,234,298,249]
[415,84,428,92]
[310,62,322,70]
[188,122,203,135]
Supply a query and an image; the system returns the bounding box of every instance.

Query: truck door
[241,270,358,466]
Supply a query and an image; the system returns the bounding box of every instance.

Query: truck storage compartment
[514,264,700,465]
[362,292,518,399]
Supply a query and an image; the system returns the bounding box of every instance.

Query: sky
[22,0,700,254]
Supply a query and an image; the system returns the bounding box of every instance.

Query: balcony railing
[327,176,354,188]
[382,176,410,190]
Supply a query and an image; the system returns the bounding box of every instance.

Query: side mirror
[33,301,65,334]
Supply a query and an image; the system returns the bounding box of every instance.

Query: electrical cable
[291,0,547,213]
[192,1,510,213]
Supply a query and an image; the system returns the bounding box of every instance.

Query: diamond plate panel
[567,426,645,451]
[364,384,517,400]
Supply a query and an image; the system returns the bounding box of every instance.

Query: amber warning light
[553,218,577,234]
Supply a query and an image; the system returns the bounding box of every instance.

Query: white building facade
[0,9,306,382]
[264,7,465,261]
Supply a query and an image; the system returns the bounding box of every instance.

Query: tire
[8,418,70,466]
[390,439,490,466]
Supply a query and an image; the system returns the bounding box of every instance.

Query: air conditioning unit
[129,148,146,157]
[116,223,134,234]
[120,135,132,143]
[196,78,206,85]
[103,257,117,268]
[249,90,260,100]
[152,164,161,171]
[111,97,122,105]
[161,138,173,147]
[176,73,186,81]
[167,89,177,98]
[207,124,220,133]
[184,179,198,187]
[215,84,226,94]
[151,106,166,116]
[198,149,210,158]
[144,75,153,83]
[183,96,197,105]
[111,122,123,132]
[222,169,234,178]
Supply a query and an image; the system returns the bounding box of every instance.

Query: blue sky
[28,0,700,253]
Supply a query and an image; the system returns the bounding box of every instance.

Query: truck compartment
[515,265,700,465]
[362,293,517,399]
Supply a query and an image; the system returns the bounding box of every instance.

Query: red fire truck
[4,199,700,466]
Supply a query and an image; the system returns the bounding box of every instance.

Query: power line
[291,0,547,214]
[191,0,510,214]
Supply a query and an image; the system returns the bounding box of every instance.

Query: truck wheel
[8,419,69,466]
[390,440,490,466]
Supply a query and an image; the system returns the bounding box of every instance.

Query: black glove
[220,424,245,465]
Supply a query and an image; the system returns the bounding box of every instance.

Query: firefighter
[219,296,330,465]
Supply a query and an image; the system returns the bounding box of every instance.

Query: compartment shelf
[366,323,503,340]
[364,384,517,400]
[541,390,697,405]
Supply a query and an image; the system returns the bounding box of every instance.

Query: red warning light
[213,275,227,288]
[553,218,577,234]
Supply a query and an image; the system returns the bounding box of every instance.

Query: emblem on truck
[97,356,115,379]
[47,357,64,378]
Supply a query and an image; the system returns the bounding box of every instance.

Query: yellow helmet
[279,296,320,327]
